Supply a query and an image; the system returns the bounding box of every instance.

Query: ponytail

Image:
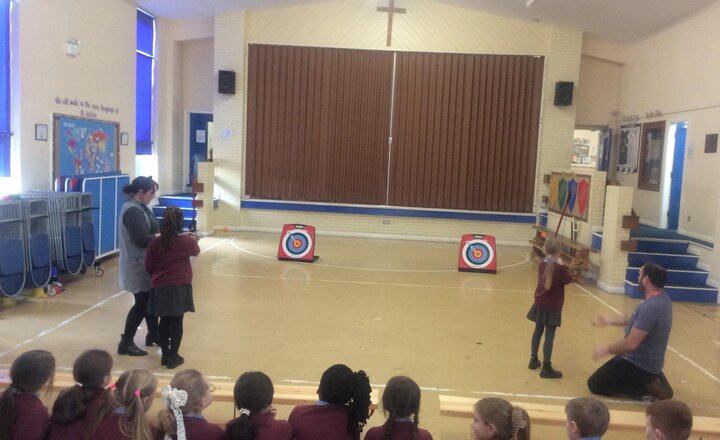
[347,370,371,436]
[0,387,16,440]
[511,406,530,440]
[381,376,422,440]
[229,371,274,440]
[543,236,561,290]
[114,370,157,440]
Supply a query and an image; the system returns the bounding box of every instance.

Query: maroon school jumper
[533,261,573,311]
[173,415,227,440]
[89,412,160,440]
[226,412,292,440]
[145,234,200,288]
[10,392,49,440]
[47,389,110,440]
[289,404,359,440]
[364,422,434,440]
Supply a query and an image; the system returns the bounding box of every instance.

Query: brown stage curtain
[246,45,544,212]
[246,44,393,204]
[389,53,544,212]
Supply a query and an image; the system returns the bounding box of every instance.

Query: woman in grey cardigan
[117,176,160,356]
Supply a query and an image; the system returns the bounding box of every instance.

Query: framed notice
[53,114,119,179]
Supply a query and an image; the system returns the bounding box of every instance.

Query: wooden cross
[377,0,406,47]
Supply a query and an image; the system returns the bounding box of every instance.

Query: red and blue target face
[461,239,494,269]
[282,229,313,258]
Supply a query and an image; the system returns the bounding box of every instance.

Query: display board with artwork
[548,172,591,222]
[53,114,119,179]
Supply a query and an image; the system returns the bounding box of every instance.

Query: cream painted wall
[575,55,622,127]
[18,0,136,190]
[182,41,214,112]
[197,0,583,240]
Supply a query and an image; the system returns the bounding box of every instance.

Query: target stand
[277,224,319,263]
[458,234,497,274]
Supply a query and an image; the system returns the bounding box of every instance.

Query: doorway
[663,121,687,230]
[186,112,213,190]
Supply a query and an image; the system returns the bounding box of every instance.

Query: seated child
[157,369,226,440]
[226,371,292,440]
[471,398,530,440]
[0,350,55,440]
[289,364,372,440]
[565,397,609,440]
[363,376,433,440]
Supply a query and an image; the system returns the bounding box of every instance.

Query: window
[0,0,11,176]
[136,9,155,156]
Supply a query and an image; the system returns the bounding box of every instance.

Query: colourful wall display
[53,114,119,179]
[548,172,591,221]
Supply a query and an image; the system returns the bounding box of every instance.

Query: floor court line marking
[196,272,535,294]
[574,282,720,385]
[0,290,127,359]
[230,239,530,272]
[0,237,230,360]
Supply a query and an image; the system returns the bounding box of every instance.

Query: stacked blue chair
[0,200,26,297]
[27,192,84,275]
[79,193,96,270]
[20,198,52,288]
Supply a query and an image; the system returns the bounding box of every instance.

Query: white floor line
[574,282,720,385]
[0,290,128,359]
[196,272,535,294]
[201,237,231,254]
[230,239,529,273]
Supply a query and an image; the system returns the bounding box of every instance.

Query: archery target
[282,229,313,258]
[461,238,495,270]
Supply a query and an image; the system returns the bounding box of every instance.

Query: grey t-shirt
[622,293,672,374]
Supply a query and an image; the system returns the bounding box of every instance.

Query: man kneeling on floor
[587,263,674,401]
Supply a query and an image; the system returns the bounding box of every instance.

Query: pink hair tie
[109,383,117,391]
[134,389,141,396]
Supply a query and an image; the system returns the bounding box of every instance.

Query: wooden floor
[1,231,719,439]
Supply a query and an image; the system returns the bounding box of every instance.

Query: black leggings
[123,291,159,339]
[159,315,184,357]
[531,323,557,363]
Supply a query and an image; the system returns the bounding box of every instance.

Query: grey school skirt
[147,284,195,317]
[526,304,562,327]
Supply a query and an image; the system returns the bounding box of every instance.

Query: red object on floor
[277,224,317,262]
[458,234,497,273]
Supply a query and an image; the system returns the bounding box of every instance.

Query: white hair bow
[162,385,188,440]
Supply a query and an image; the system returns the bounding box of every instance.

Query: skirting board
[597,280,625,294]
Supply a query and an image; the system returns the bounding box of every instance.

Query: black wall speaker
[218,70,236,95]
[554,81,574,106]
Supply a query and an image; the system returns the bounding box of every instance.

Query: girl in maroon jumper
[0,350,54,440]
[157,369,226,440]
[526,236,573,379]
[363,376,432,440]
[145,206,201,369]
[48,349,115,440]
[226,371,292,440]
[93,369,158,440]
[289,364,372,440]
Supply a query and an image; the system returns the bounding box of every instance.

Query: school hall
[1,0,720,439]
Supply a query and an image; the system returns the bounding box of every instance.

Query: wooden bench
[439,395,720,438]
[0,370,378,409]
[530,224,592,279]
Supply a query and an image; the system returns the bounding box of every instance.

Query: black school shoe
[528,355,541,370]
[540,362,562,379]
[166,354,185,369]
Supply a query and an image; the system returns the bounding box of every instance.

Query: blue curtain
[0,0,10,176]
[136,9,154,155]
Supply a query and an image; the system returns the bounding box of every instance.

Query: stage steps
[152,193,218,232]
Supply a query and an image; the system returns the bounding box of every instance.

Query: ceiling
[134,0,720,43]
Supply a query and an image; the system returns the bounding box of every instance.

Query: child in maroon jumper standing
[526,236,573,378]
[145,206,201,369]
[226,371,292,440]
[0,350,55,440]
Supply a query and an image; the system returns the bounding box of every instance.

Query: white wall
[17,0,136,190]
